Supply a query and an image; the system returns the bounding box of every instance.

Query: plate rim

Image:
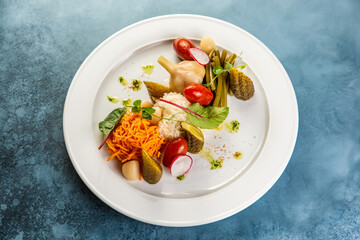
[63,14,299,227]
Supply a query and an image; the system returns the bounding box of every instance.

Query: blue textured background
[1,0,359,239]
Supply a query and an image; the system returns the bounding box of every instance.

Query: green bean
[226,74,234,96]
[223,69,230,80]
[221,70,231,107]
[205,63,211,91]
[223,72,229,107]
[221,78,228,107]
[220,50,227,66]
[225,55,231,63]
[208,49,215,59]
[209,66,216,91]
[215,50,220,59]
[225,53,237,99]
[205,49,216,92]
[228,53,237,65]
[212,56,223,107]
[205,63,216,91]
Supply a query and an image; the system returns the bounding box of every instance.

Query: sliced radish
[188,48,210,66]
[170,155,193,177]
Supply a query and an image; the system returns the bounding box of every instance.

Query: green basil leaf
[187,103,229,129]
[98,107,127,136]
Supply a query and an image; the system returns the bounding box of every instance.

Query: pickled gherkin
[229,68,254,100]
[141,149,162,184]
[143,81,171,102]
[181,122,204,154]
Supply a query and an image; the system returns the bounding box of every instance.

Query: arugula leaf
[98,107,127,136]
[187,103,229,129]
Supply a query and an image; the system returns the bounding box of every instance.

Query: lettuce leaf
[187,103,229,129]
[98,107,127,136]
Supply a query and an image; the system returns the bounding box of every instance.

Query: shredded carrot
[105,112,166,163]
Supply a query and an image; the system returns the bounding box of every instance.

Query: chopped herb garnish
[177,174,185,181]
[200,148,224,170]
[142,64,154,74]
[122,98,132,107]
[223,120,240,133]
[118,77,128,86]
[230,120,240,132]
[107,95,119,103]
[229,120,240,133]
[234,152,243,159]
[210,158,223,170]
[129,79,142,91]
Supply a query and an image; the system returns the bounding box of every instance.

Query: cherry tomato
[162,137,188,168]
[183,83,214,105]
[173,37,195,61]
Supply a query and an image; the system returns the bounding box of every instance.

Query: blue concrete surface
[1,0,359,239]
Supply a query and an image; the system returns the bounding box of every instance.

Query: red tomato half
[183,83,214,105]
[162,137,188,168]
[173,37,195,61]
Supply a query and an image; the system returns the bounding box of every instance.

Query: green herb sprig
[203,58,247,88]
[128,100,176,122]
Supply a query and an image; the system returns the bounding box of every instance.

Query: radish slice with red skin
[189,48,210,66]
[170,155,193,177]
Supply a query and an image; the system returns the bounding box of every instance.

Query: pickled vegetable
[162,137,188,168]
[157,56,205,93]
[183,83,213,106]
[141,149,162,184]
[148,107,163,125]
[173,37,195,60]
[122,161,140,181]
[140,101,153,108]
[229,68,254,100]
[200,36,216,55]
[189,48,209,66]
[181,122,204,153]
[170,155,193,177]
[143,81,171,101]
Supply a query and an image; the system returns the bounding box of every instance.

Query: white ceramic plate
[63,14,298,227]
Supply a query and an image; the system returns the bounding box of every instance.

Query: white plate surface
[63,14,298,227]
